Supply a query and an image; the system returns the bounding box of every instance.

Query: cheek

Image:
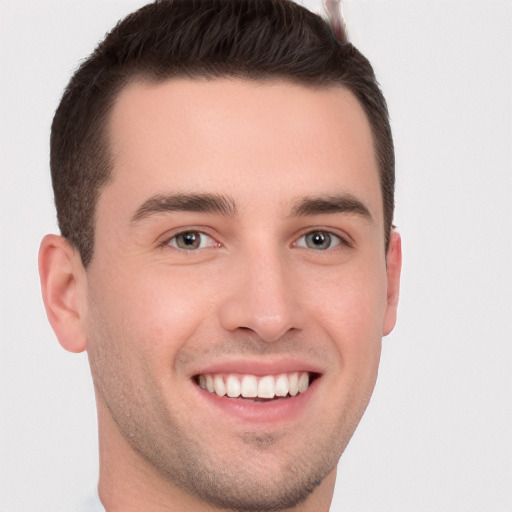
[310,261,387,335]
[306,261,387,376]
[85,268,205,416]
[92,265,216,355]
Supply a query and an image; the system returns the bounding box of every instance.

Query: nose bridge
[219,242,304,342]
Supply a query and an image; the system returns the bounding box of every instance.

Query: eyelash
[162,229,351,252]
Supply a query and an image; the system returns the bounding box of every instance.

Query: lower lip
[193,377,320,425]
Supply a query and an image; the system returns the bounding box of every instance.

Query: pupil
[178,232,199,249]
[312,233,325,245]
[307,231,330,249]
[183,233,196,245]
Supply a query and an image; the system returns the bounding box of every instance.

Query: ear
[382,230,402,336]
[38,234,88,353]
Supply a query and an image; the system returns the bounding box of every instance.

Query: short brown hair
[51,0,394,266]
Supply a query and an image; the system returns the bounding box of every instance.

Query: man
[39,0,401,510]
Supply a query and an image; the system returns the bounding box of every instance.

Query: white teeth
[214,375,226,396]
[205,374,214,393]
[298,372,309,393]
[275,374,288,397]
[258,375,275,398]
[226,374,241,398]
[198,371,311,399]
[288,372,299,396]
[241,375,258,398]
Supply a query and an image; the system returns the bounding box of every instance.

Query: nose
[218,246,305,342]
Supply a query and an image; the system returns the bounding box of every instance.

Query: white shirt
[79,488,106,512]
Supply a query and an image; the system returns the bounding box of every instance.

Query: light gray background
[1,1,511,510]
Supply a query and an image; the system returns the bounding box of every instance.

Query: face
[83,78,399,510]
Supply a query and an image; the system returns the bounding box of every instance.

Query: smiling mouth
[194,372,318,401]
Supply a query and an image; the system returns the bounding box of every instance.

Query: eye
[167,231,217,251]
[294,230,344,250]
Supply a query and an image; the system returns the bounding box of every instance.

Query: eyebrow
[290,194,372,221]
[130,193,237,223]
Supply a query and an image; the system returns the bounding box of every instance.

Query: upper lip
[191,357,324,378]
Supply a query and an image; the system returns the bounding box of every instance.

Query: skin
[39,78,401,512]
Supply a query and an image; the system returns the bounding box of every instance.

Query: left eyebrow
[290,194,373,221]
[130,193,237,224]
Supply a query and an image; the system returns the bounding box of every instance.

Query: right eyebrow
[130,193,237,223]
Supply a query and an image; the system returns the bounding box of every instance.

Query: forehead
[104,77,381,220]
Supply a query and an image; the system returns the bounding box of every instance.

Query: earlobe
[383,230,402,336]
[38,234,88,353]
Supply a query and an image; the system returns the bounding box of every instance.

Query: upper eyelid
[159,226,215,240]
[160,228,219,248]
